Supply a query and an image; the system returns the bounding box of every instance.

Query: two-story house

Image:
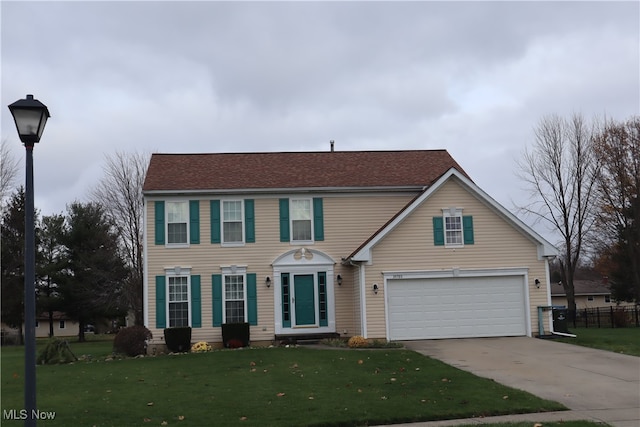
[142,150,558,351]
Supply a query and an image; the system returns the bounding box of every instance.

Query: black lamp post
[8,94,50,427]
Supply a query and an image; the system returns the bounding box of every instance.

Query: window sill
[221,242,246,248]
[165,243,190,249]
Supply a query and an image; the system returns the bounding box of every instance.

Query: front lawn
[1,341,565,426]
[555,327,640,356]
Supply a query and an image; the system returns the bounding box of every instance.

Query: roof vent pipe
[330,140,334,152]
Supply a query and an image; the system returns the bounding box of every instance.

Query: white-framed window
[604,295,611,303]
[223,200,244,244]
[167,201,189,245]
[587,295,594,301]
[222,266,247,324]
[291,199,313,242]
[168,275,190,327]
[59,320,66,329]
[443,208,463,246]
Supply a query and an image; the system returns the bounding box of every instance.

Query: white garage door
[387,276,527,340]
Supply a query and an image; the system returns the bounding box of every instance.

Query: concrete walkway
[395,337,640,427]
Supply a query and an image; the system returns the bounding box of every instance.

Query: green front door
[294,274,316,326]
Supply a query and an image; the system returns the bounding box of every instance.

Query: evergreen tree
[1,188,26,343]
[58,202,128,342]
[37,214,66,337]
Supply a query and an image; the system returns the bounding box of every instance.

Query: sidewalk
[382,408,639,426]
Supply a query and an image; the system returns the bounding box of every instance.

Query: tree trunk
[78,321,86,343]
[48,309,54,338]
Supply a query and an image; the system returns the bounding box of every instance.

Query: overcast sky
[2,1,638,244]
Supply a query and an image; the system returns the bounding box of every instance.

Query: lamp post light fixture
[8,94,50,427]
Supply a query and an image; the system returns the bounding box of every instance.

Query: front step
[275,332,340,345]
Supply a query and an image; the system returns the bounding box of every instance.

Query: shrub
[347,335,368,348]
[113,325,152,356]
[613,309,630,327]
[191,341,212,353]
[222,322,250,348]
[164,327,192,352]
[37,339,77,364]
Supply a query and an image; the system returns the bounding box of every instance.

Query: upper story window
[433,208,474,247]
[223,200,244,244]
[167,201,189,245]
[210,199,254,245]
[279,198,324,243]
[154,200,200,246]
[291,199,312,242]
[444,208,464,246]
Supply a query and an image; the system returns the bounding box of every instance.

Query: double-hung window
[444,210,463,246]
[291,199,312,242]
[224,274,246,324]
[168,275,190,327]
[223,201,244,244]
[433,208,474,247]
[167,201,189,245]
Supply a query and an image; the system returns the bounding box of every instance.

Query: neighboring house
[35,312,78,338]
[142,150,558,350]
[551,279,636,309]
[1,312,78,342]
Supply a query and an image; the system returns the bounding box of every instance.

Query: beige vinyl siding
[145,192,415,344]
[362,179,550,338]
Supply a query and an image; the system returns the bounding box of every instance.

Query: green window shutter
[210,200,221,244]
[282,273,291,328]
[247,273,257,325]
[279,198,290,242]
[212,274,222,327]
[154,201,165,245]
[191,275,201,328]
[189,200,200,244]
[245,199,255,243]
[433,217,445,246]
[313,198,324,241]
[155,276,166,329]
[463,215,474,245]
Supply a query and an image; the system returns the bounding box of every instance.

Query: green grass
[556,327,640,356]
[1,338,565,427]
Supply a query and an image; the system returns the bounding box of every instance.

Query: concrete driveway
[403,337,640,427]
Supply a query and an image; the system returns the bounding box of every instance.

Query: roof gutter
[143,185,426,197]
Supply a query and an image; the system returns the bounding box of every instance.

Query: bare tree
[0,138,20,203]
[91,151,150,326]
[517,114,601,318]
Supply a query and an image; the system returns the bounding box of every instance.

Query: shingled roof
[143,150,468,192]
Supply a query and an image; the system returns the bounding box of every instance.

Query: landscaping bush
[164,327,192,352]
[37,339,77,364]
[113,325,152,356]
[222,322,250,348]
[348,335,368,348]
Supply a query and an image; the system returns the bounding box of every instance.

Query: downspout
[359,263,367,339]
